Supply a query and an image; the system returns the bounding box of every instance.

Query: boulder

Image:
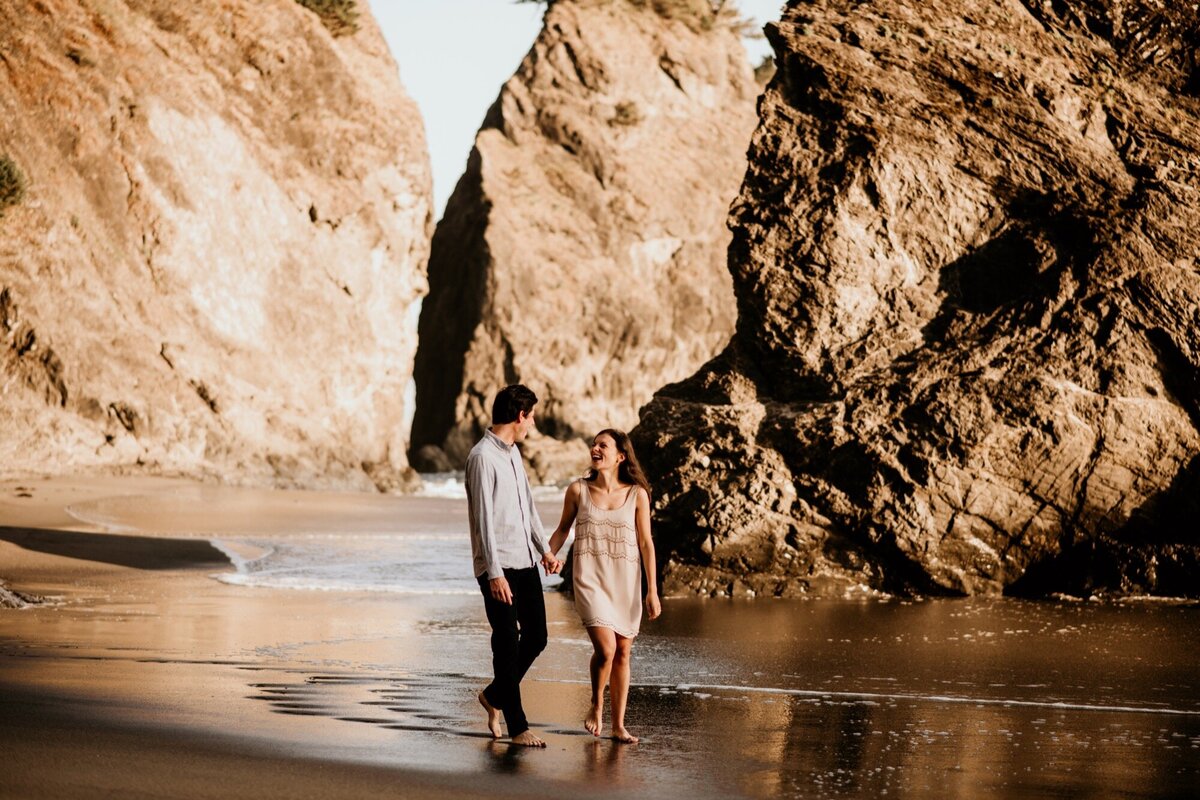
[0,579,40,609]
[634,0,1200,597]
[410,0,759,481]
[0,0,432,490]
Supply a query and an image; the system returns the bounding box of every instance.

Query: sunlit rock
[0,0,432,489]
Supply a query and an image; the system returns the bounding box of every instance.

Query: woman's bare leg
[585,626,616,736]
[610,634,638,743]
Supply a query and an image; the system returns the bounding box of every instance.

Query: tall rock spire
[411,0,759,481]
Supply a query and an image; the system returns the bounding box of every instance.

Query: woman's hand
[645,594,661,620]
[540,551,562,575]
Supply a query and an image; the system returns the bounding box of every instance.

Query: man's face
[515,407,536,442]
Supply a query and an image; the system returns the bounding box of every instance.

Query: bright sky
[375,1,785,218]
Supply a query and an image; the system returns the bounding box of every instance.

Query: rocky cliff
[0,0,432,490]
[634,0,1200,597]
[410,0,758,481]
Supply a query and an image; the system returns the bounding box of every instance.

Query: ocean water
[212,474,569,594]
[65,476,569,595]
[52,481,1200,799]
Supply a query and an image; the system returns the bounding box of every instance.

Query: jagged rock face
[634,0,1200,598]
[410,0,758,481]
[0,0,432,490]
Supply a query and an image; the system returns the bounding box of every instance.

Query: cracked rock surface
[410,0,758,481]
[0,0,432,489]
[633,0,1200,598]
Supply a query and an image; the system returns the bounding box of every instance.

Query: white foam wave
[663,683,1200,717]
[537,678,1200,716]
[64,503,143,533]
[209,539,272,571]
[213,573,477,595]
[417,471,568,502]
[415,473,467,499]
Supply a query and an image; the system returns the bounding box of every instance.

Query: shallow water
[5,485,1198,799]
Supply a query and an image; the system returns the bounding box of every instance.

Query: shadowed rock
[633,0,1200,598]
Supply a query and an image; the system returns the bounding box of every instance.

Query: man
[467,383,561,748]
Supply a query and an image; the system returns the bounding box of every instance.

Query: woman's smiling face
[590,433,624,471]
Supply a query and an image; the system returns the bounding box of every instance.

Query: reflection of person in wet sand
[548,429,661,743]
[467,384,562,748]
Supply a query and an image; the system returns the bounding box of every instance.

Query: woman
[548,429,661,743]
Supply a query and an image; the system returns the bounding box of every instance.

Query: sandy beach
[0,477,624,800]
[2,477,1198,799]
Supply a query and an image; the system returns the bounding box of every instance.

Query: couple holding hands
[467,384,661,747]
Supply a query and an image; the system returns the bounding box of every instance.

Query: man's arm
[468,454,513,604]
[522,460,551,556]
[466,453,503,581]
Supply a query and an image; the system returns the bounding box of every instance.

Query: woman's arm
[547,481,581,557]
[635,487,661,620]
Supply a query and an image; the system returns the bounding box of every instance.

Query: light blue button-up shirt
[466,430,550,579]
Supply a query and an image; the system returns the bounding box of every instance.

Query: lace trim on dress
[580,616,639,639]
[574,546,641,564]
[574,527,638,559]
[574,478,640,562]
[575,531,636,545]
[575,512,636,532]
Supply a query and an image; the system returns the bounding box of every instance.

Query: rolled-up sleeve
[466,453,502,580]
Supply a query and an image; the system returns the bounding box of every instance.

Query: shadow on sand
[0,526,229,570]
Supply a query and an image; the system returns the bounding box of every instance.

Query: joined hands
[541,551,563,575]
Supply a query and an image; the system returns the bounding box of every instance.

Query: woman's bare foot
[611,727,639,744]
[510,730,546,747]
[477,690,501,739]
[584,705,603,736]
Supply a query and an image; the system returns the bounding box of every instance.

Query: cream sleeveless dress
[572,479,642,638]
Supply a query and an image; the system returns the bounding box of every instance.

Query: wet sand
[1,477,1198,799]
[0,477,619,800]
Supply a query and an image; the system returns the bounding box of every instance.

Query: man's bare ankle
[510,730,546,747]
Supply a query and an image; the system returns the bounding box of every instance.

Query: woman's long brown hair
[585,428,650,495]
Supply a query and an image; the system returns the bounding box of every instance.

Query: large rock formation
[634,0,1200,597]
[0,0,432,490]
[410,0,758,481]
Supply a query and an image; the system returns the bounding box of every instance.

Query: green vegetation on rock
[295,0,360,37]
[753,54,775,85]
[611,100,641,126]
[0,156,26,216]
[517,0,750,34]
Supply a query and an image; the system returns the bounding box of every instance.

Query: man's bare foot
[584,705,603,736]
[612,726,639,744]
[477,690,501,739]
[510,730,546,747]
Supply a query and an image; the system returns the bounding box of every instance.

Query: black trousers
[477,566,547,737]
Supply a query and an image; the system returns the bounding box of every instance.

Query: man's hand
[489,576,513,605]
[541,551,562,575]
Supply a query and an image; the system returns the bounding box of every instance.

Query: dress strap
[622,485,636,507]
[577,478,590,509]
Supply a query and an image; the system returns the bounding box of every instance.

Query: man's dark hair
[491,384,538,425]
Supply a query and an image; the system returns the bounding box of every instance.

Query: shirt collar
[484,429,514,452]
